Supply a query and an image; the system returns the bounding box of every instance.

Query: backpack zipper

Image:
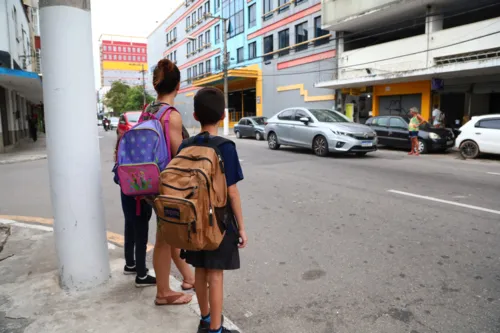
[158,217,196,241]
[162,184,198,199]
[165,167,213,226]
[175,155,213,165]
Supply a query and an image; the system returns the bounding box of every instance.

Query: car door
[275,109,295,143]
[475,118,500,154]
[388,117,410,148]
[239,119,251,137]
[372,117,390,145]
[289,109,315,147]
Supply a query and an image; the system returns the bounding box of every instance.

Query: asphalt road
[1,128,500,333]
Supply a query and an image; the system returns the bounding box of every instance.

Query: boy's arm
[228,184,247,248]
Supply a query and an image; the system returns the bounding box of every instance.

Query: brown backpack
[154,133,234,251]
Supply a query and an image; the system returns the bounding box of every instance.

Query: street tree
[104,81,130,114]
[124,86,155,111]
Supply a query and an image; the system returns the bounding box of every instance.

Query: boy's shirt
[177,135,244,187]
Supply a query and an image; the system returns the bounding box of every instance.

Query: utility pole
[222,18,229,136]
[39,0,110,290]
[141,64,146,106]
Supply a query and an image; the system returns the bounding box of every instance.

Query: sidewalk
[0,222,200,333]
[0,134,47,165]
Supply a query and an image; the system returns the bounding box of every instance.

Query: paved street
[1,128,500,333]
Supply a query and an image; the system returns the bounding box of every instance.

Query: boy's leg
[121,191,136,270]
[135,201,152,277]
[207,269,224,330]
[171,247,195,287]
[195,268,209,316]
[154,232,172,296]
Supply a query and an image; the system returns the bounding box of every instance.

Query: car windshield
[252,117,267,125]
[127,113,140,123]
[110,117,119,123]
[309,109,350,123]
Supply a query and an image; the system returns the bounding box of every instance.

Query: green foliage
[104,81,155,114]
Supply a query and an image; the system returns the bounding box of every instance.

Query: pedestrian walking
[432,104,444,128]
[408,107,427,156]
[179,87,247,333]
[28,112,38,142]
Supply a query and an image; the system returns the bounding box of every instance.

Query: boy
[180,87,248,333]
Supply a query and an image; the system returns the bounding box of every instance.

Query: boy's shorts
[181,229,240,270]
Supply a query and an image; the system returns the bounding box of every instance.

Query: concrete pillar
[40,0,110,290]
[426,6,443,34]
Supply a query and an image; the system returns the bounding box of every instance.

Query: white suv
[455,114,500,159]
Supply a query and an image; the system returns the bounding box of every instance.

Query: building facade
[148,0,337,129]
[99,34,148,88]
[0,0,43,152]
[317,0,500,126]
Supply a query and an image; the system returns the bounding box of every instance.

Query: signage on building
[256,96,261,104]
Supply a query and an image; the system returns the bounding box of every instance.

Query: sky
[90,0,183,89]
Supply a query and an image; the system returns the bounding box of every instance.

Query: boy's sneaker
[123,265,136,275]
[135,274,156,287]
[197,316,224,333]
[211,327,239,333]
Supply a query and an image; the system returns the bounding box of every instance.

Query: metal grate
[434,47,500,66]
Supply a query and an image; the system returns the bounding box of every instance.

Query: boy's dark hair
[194,87,225,125]
[153,59,180,96]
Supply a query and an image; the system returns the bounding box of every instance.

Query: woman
[147,59,195,305]
[408,107,426,156]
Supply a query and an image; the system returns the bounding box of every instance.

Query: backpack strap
[156,105,179,160]
[183,132,234,173]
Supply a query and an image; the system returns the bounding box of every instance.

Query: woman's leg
[207,269,224,330]
[413,137,420,156]
[135,201,152,277]
[121,192,136,270]
[171,247,195,287]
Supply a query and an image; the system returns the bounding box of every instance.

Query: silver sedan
[264,108,378,157]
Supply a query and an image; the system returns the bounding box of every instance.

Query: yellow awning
[193,68,259,87]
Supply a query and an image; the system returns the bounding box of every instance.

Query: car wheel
[418,139,428,154]
[313,135,329,157]
[459,140,480,159]
[235,131,241,139]
[255,132,262,141]
[355,152,368,157]
[268,132,280,150]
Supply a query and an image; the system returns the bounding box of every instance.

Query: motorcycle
[103,120,110,131]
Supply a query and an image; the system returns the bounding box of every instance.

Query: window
[113,55,117,60]
[264,35,274,61]
[133,55,137,61]
[477,118,500,129]
[103,54,107,60]
[198,7,203,21]
[133,47,137,52]
[215,56,221,70]
[294,110,309,121]
[375,117,389,127]
[187,68,192,83]
[278,29,289,56]
[128,47,131,52]
[248,42,257,59]
[224,0,244,38]
[314,16,329,46]
[187,16,191,29]
[166,33,170,45]
[263,0,273,18]
[248,4,256,28]
[206,59,211,73]
[215,25,221,44]
[204,1,210,13]
[278,109,294,120]
[118,55,122,60]
[294,0,306,5]
[214,0,220,12]
[237,47,244,63]
[128,55,131,60]
[295,22,308,52]
[187,42,192,54]
[193,65,198,78]
[205,30,211,45]
[173,27,177,40]
[192,12,196,25]
[13,7,19,40]
[199,63,204,75]
[278,0,290,13]
[118,46,122,52]
[238,119,248,125]
[389,117,407,129]
[113,46,117,51]
[173,51,177,62]
[142,56,146,61]
[198,35,203,49]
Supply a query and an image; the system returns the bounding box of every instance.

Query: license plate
[447,140,454,145]
[361,141,373,147]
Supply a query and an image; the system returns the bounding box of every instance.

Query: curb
[0,216,242,332]
[0,154,47,165]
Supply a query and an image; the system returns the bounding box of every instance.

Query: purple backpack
[116,105,175,197]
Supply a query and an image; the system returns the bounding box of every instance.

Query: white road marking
[487,172,500,176]
[0,218,53,231]
[239,159,244,162]
[388,190,500,216]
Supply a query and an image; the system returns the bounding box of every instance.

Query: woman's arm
[417,114,427,126]
[168,111,184,156]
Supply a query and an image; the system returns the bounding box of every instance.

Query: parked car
[265,108,377,157]
[117,111,141,137]
[455,114,500,159]
[234,116,268,140]
[366,116,454,154]
[110,117,119,130]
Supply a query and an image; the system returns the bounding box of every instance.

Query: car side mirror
[300,117,310,124]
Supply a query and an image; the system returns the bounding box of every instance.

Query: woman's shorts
[409,131,419,137]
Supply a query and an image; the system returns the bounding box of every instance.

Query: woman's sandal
[181,281,195,291]
[155,292,192,306]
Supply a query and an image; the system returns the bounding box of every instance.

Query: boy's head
[194,87,225,126]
